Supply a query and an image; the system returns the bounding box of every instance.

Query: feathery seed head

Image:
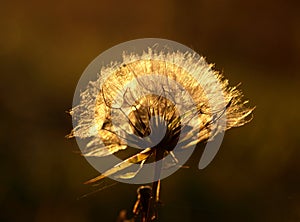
[69,39,254,184]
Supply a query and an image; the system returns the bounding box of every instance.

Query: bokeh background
[1,0,300,221]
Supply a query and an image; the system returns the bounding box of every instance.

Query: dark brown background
[1,0,300,221]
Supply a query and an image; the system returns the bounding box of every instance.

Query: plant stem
[146,149,164,222]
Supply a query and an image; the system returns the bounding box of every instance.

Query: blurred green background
[1,0,300,221]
